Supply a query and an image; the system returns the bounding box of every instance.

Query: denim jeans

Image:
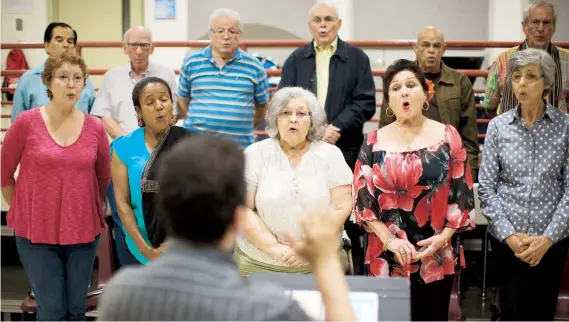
[15,235,99,321]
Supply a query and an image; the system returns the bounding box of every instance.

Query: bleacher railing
[2,40,569,137]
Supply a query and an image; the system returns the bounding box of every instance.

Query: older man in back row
[483,1,569,114]
[91,26,177,139]
[177,9,270,148]
[379,26,479,181]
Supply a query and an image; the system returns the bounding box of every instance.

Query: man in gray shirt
[90,26,177,138]
[97,135,355,321]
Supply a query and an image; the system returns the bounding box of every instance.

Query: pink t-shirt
[1,108,111,245]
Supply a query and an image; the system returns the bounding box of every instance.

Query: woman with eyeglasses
[478,48,569,321]
[1,51,110,321]
[234,87,354,277]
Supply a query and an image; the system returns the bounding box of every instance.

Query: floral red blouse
[353,124,475,284]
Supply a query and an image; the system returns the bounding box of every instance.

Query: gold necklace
[395,119,425,152]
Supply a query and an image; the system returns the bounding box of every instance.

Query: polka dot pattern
[478,104,569,243]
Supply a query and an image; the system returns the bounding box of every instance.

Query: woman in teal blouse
[111,77,190,264]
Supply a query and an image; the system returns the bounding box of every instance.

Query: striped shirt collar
[202,45,243,61]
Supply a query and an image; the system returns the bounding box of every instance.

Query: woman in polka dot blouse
[478,48,569,321]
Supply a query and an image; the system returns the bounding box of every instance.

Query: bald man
[90,26,177,267]
[378,26,479,181]
[91,26,177,138]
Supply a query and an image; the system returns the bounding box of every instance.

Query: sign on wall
[155,0,176,20]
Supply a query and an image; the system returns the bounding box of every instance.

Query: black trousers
[410,274,454,321]
[490,235,569,321]
[341,148,365,275]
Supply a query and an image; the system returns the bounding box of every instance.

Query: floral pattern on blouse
[352,124,475,284]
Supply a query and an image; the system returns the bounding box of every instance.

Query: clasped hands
[267,241,308,267]
[505,233,553,267]
[384,234,448,265]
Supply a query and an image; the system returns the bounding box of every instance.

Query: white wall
[1,0,49,70]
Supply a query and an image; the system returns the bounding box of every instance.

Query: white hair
[523,1,556,26]
[265,87,326,141]
[209,8,244,32]
[308,2,339,19]
[123,26,153,43]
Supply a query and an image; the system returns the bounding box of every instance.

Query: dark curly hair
[382,59,429,104]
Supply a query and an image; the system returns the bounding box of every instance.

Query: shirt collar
[508,100,556,124]
[32,61,46,74]
[314,37,338,53]
[128,62,152,79]
[166,237,236,265]
[202,45,242,61]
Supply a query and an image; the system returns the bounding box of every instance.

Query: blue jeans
[107,181,136,267]
[15,235,99,321]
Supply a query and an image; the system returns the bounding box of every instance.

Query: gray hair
[507,48,556,98]
[123,26,152,43]
[308,2,339,19]
[523,1,556,26]
[266,87,326,141]
[209,8,244,32]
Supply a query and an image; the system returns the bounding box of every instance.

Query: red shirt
[1,108,111,245]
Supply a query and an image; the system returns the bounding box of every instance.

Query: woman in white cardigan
[235,87,353,277]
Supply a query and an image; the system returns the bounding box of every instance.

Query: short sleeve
[352,131,380,224]
[254,65,270,105]
[1,112,28,186]
[326,144,353,189]
[177,58,192,99]
[243,143,262,194]
[444,125,476,232]
[110,135,129,165]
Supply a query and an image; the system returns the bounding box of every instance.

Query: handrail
[0,69,490,78]
[2,40,569,50]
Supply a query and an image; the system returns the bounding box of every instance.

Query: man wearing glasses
[177,8,270,148]
[483,1,569,113]
[91,26,177,139]
[11,22,96,122]
[90,26,177,268]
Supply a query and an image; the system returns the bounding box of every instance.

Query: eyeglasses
[126,42,152,50]
[55,75,84,85]
[528,19,554,29]
[279,111,312,120]
[511,72,543,84]
[210,29,241,37]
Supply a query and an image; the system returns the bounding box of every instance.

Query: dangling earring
[386,106,395,117]
[138,117,144,127]
[423,101,429,111]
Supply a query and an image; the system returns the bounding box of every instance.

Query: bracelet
[384,236,396,251]
[439,235,448,248]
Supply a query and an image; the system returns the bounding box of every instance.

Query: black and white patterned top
[478,102,569,243]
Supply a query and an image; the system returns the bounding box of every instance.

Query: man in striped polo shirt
[177,8,270,148]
